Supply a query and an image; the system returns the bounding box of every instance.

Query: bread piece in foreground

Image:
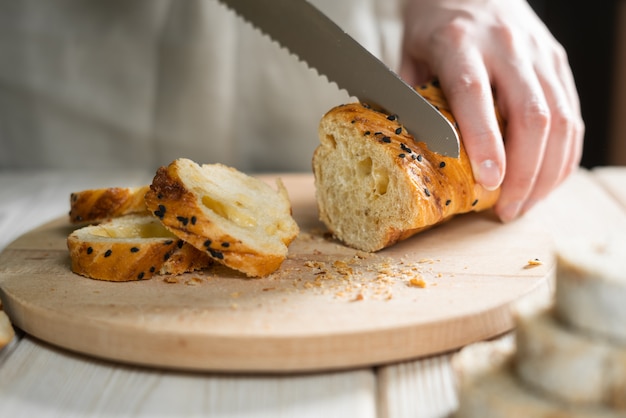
[312,81,501,252]
[144,158,300,277]
[69,186,150,224]
[515,310,626,410]
[0,306,15,350]
[67,214,212,281]
[555,236,626,344]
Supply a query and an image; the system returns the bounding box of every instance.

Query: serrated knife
[217,0,460,157]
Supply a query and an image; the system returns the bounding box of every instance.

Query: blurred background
[529,0,625,167]
[0,0,624,170]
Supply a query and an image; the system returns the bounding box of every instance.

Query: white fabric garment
[0,0,404,172]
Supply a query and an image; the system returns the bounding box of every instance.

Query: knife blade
[217,0,460,157]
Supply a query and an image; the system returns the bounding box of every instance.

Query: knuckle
[523,100,551,132]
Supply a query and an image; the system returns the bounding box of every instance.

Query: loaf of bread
[312,80,502,252]
[144,158,300,277]
[515,310,626,410]
[69,186,150,224]
[67,214,212,281]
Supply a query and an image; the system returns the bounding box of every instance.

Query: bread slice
[67,214,212,281]
[144,158,300,277]
[554,237,626,344]
[69,186,150,224]
[454,367,619,418]
[515,310,626,410]
[312,81,501,252]
[0,308,15,350]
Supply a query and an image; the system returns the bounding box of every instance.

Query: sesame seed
[164,240,173,245]
[163,252,170,261]
[130,247,139,253]
[157,193,163,199]
[382,136,391,143]
[209,249,224,260]
[446,199,452,206]
[150,266,156,273]
[87,247,93,255]
[395,127,402,135]
[424,188,431,197]
[221,242,230,248]
[177,240,184,248]
[400,143,412,153]
[387,115,397,121]
[104,249,112,258]
[417,154,423,162]
[472,199,478,206]
[203,239,212,247]
[439,161,446,168]
[158,204,166,214]
[364,131,371,136]
[191,216,197,225]
[177,216,189,226]
[137,272,145,280]
[398,153,406,158]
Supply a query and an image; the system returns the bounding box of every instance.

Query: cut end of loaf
[312,81,501,252]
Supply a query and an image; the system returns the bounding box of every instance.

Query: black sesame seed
[191,216,197,225]
[176,216,189,226]
[387,115,397,121]
[150,266,156,273]
[87,247,93,255]
[157,193,163,199]
[104,249,112,258]
[203,239,212,247]
[417,154,423,162]
[158,204,166,214]
[439,161,446,168]
[163,252,170,261]
[374,132,383,136]
[411,154,417,160]
[177,240,184,248]
[209,249,224,260]
[398,153,406,158]
[446,199,452,206]
[432,79,440,88]
[382,136,391,143]
[364,131,371,136]
[395,127,402,135]
[424,188,431,197]
[221,242,230,248]
[137,272,145,280]
[472,199,478,206]
[76,215,83,222]
[154,210,164,219]
[400,143,412,153]
[164,240,173,246]
[130,247,139,253]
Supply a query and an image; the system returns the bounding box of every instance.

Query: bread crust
[69,186,150,224]
[313,81,501,252]
[67,214,212,281]
[144,159,299,277]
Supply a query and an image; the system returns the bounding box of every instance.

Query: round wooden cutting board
[0,175,554,372]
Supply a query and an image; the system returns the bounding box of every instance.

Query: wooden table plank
[0,336,376,418]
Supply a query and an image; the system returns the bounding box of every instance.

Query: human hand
[399,0,584,222]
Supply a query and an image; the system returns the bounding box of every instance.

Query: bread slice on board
[312,81,501,252]
[144,158,299,277]
[67,214,212,281]
[69,186,150,224]
[515,310,626,410]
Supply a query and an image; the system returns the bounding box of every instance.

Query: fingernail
[499,200,523,222]
[474,160,502,191]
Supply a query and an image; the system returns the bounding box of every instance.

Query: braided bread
[312,81,502,252]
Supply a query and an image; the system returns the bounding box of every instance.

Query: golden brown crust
[69,186,150,224]
[67,214,212,282]
[312,80,502,251]
[144,159,299,277]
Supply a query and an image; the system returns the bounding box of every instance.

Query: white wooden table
[1,167,624,418]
